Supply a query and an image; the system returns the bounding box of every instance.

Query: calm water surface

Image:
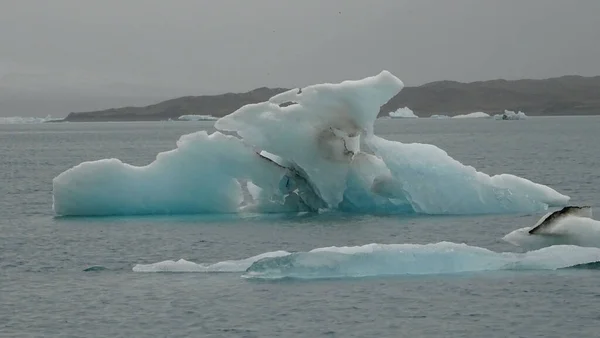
[1,117,600,337]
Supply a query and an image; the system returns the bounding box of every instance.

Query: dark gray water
[2,117,600,337]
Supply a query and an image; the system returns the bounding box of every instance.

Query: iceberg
[133,251,290,273]
[364,135,568,214]
[494,110,528,120]
[132,242,600,279]
[52,70,569,216]
[429,114,450,119]
[452,112,490,119]
[177,114,218,121]
[0,115,60,124]
[388,107,418,118]
[503,207,600,250]
[52,132,287,216]
[504,216,600,250]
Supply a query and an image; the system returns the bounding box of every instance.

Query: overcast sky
[1,0,599,115]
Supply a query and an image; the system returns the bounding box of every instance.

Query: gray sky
[1,0,599,116]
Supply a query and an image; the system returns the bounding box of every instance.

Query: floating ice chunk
[177,114,218,121]
[388,107,418,118]
[429,114,451,119]
[494,110,528,120]
[244,242,600,279]
[365,135,569,214]
[133,251,290,272]
[0,115,60,124]
[503,217,600,250]
[53,131,286,216]
[452,112,490,119]
[503,207,600,250]
[134,242,600,278]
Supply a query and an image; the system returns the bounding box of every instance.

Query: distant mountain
[381,75,600,116]
[63,75,600,122]
[63,87,288,122]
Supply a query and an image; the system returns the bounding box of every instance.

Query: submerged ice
[133,242,600,279]
[52,71,569,216]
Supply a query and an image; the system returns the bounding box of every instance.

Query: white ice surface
[452,112,490,119]
[365,135,569,214]
[503,212,600,250]
[215,70,404,209]
[133,251,290,272]
[53,131,285,216]
[132,242,600,279]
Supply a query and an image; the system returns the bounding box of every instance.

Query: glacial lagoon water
[2,117,600,337]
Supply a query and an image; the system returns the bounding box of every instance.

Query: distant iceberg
[52,71,569,216]
[177,114,218,121]
[452,112,490,119]
[494,110,528,120]
[429,110,528,121]
[0,115,61,124]
[388,107,418,118]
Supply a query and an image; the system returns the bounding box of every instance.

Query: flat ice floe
[0,115,60,124]
[452,112,490,119]
[52,71,569,216]
[177,114,218,121]
[133,242,600,279]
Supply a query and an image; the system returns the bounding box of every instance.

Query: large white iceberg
[388,107,418,118]
[52,71,569,216]
[133,242,600,279]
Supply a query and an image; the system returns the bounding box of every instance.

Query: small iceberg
[177,115,218,121]
[388,107,418,118]
[494,110,528,120]
[0,115,61,124]
[503,206,600,250]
